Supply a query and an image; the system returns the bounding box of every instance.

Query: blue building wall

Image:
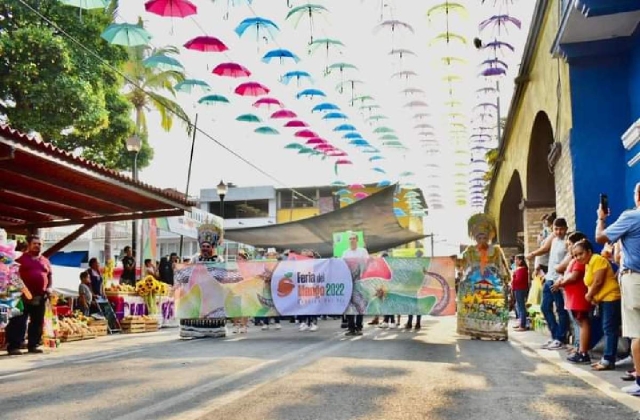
[568,53,629,235]
[626,28,640,203]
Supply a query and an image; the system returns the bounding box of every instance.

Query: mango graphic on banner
[271,259,353,316]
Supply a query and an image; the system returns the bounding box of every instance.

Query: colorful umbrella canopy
[60,0,108,9]
[281,70,312,85]
[235,82,270,96]
[144,0,197,17]
[334,124,357,132]
[212,62,251,78]
[271,109,297,119]
[295,129,319,138]
[255,126,279,135]
[312,103,340,112]
[262,49,300,64]
[253,97,283,108]
[198,94,230,105]
[323,112,348,120]
[284,120,308,128]
[235,17,280,39]
[142,54,184,71]
[101,23,151,46]
[184,36,228,52]
[174,79,210,93]
[236,114,261,123]
[296,89,326,99]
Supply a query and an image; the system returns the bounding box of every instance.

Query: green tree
[0,0,147,169]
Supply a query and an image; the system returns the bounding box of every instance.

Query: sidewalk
[509,326,640,413]
[0,328,178,377]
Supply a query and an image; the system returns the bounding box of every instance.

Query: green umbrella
[327,62,358,71]
[101,23,151,46]
[198,94,230,105]
[285,143,303,149]
[373,127,394,134]
[175,79,211,94]
[236,114,261,123]
[143,55,184,72]
[400,171,414,177]
[368,115,388,122]
[255,126,279,135]
[379,134,399,141]
[60,0,108,9]
[331,180,347,186]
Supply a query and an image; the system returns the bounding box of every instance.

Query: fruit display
[106,284,136,294]
[58,316,96,341]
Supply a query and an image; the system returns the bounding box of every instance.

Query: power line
[12,0,317,205]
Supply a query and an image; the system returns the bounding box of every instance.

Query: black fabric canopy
[224,185,426,256]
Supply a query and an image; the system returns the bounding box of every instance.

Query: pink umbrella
[212,62,251,78]
[336,159,353,165]
[294,129,318,138]
[271,109,297,119]
[315,144,334,150]
[306,138,327,144]
[354,192,369,199]
[235,82,270,97]
[184,36,228,52]
[253,97,282,108]
[145,0,197,17]
[284,120,308,128]
[327,150,348,157]
[350,183,365,189]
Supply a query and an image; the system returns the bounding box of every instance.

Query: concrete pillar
[522,204,556,255]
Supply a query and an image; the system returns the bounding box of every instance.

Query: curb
[509,333,640,413]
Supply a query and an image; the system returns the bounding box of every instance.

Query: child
[78,271,93,316]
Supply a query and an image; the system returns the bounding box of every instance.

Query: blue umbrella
[394,207,408,216]
[372,167,386,174]
[312,103,340,113]
[143,54,184,72]
[174,79,211,93]
[349,139,370,146]
[235,17,279,39]
[323,112,348,120]
[297,89,326,99]
[262,49,299,64]
[369,155,384,161]
[335,188,351,195]
[334,124,357,132]
[343,132,362,139]
[362,148,380,153]
[281,70,312,85]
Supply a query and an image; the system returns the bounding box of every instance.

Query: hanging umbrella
[335,188,351,195]
[334,124,357,132]
[327,62,358,73]
[284,120,308,128]
[310,38,345,59]
[373,127,394,134]
[414,123,433,129]
[343,132,362,139]
[389,48,416,59]
[349,139,370,146]
[101,23,151,46]
[404,100,428,108]
[295,129,319,138]
[336,79,364,94]
[184,36,228,52]
[431,32,467,47]
[340,197,354,204]
[394,208,407,217]
[401,87,425,96]
[271,109,297,119]
[285,142,304,150]
[481,58,508,69]
[367,115,388,122]
[285,3,329,43]
[481,67,507,77]
[212,62,251,78]
[392,70,419,80]
[175,79,211,93]
[255,126,279,135]
[60,0,108,9]
[369,156,384,162]
[323,112,348,120]
[351,95,375,104]
[354,192,369,199]
[377,180,391,187]
[374,20,415,34]
[253,97,283,108]
[331,180,347,187]
[262,49,300,64]
[297,89,326,99]
[236,114,261,123]
[235,17,280,39]
[306,138,327,144]
[235,82,270,96]
[379,134,399,141]
[142,54,184,71]
[479,14,522,32]
[281,70,312,86]
[334,159,352,175]
[198,94,230,105]
[483,40,515,53]
[359,104,381,111]
[426,2,467,18]
[144,0,197,17]
[372,167,386,174]
[312,103,340,113]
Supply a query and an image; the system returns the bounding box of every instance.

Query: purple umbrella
[481,67,507,77]
[483,40,515,53]
[479,15,522,32]
[481,58,508,69]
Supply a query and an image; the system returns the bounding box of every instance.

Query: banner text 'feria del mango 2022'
[174,257,456,318]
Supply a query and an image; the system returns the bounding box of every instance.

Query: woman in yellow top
[572,239,621,371]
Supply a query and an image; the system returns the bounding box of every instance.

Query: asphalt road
[0,317,637,420]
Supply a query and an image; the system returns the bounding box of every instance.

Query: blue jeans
[599,300,621,363]
[541,280,569,342]
[514,290,528,328]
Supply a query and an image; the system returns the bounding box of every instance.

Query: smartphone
[600,193,609,213]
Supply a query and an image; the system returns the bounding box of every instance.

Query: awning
[224,185,426,256]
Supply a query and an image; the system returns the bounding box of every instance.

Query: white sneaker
[299,323,309,332]
[309,324,318,332]
[275,323,281,330]
[622,383,640,394]
[389,323,397,329]
[262,324,269,331]
[379,322,389,329]
[547,340,564,350]
[240,326,247,334]
[615,355,633,367]
[541,339,554,349]
[232,326,239,334]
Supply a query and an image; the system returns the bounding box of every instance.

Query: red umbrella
[284,120,308,128]
[184,36,228,52]
[212,62,251,78]
[145,0,197,17]
[253,97,283,108]
[235,82,270,97]
[336,159,353,164]
[271,109,297,119]
[294,129,318,138]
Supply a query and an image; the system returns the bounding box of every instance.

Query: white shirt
[342,248,369,259]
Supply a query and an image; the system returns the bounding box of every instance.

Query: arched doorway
[526,112,556,204]
[499,170,524,251]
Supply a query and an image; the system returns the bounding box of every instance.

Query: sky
[116,0,535,247]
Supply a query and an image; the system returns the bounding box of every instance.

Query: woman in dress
[457,213,511,340]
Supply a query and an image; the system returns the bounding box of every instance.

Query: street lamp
[216,180,228,218]
[126,135,142,263]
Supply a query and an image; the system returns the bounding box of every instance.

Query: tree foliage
[0,0,152,169]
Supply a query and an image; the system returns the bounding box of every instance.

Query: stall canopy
[225,185,427,256]
[0,124,194,256]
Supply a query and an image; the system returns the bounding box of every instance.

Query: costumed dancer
[194,222,223,263]
[457,214,511,341]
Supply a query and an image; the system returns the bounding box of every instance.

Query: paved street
[1,317,638,420]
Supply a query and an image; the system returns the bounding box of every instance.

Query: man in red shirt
[5,235,52,355]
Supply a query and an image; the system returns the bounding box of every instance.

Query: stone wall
[554,130,576,229]
[523,206,555,254]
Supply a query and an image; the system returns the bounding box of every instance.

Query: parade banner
[174,257,455,318]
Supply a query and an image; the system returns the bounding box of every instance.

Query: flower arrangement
[135,275,169,315]
[0,241,26,328]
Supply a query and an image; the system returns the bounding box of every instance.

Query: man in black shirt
[120,246,136,286]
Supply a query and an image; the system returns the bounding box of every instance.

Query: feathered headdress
[467,213,497,241]
[197,222,223,247]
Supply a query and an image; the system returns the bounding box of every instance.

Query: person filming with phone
[596,184,640,394]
